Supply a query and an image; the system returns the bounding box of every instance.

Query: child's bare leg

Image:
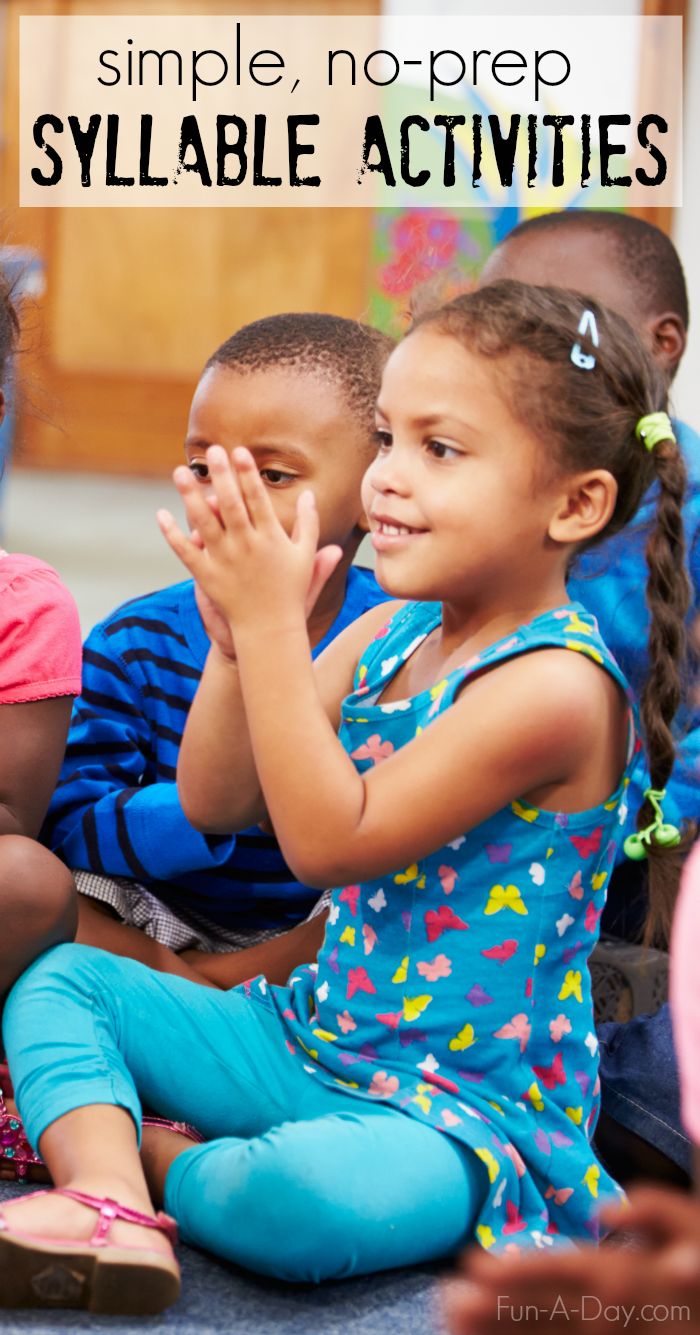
[0,837,76,996]
[180,908,329,989]
[140,1123,194,1207]
[0,1105,174,1261]
[78,896,328,991]
[0,1099,198,1196]
[76,895,218,987]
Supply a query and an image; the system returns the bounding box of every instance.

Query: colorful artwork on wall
[366,84,622,336]
[368,206,522,335]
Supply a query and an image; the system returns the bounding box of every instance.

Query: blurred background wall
[1,0,380,478]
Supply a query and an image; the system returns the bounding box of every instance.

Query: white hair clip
[570,309,599,372]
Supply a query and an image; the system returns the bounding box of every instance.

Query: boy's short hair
[506,211,689,330]
[207,313,394,435]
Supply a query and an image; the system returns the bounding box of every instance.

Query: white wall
[385,0,639,12]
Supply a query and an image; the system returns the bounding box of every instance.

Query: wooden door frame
[632,0,688,235]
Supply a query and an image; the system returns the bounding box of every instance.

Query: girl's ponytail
[634,424,695,946]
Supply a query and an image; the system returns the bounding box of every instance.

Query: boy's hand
[159,445,343,634]
[442,1187,700,1335]
[195,582,237,662]
[189,496,238,661]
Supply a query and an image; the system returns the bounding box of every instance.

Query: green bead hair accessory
[635,412,676,452]
[623,787,681,861]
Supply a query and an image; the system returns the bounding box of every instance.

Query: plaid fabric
[309,889,332,918]
[73,870,284,954]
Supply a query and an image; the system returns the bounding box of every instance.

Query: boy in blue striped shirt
[42,313,393,986]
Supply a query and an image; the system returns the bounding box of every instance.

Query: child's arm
[0,555,82,836]
[177,500,384,832]
[177,602,394,833]
[160,447,606,888]
[0,698,74,837]
[43,619,240,881]
[235,634,600,887]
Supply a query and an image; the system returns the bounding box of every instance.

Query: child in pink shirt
[0,276,82,1007]
[671,841,700,1153]
[0,551,81,705]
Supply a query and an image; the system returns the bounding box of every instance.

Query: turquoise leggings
[3,944,485,1283]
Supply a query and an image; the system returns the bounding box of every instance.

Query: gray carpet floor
[0,1183,444,1333]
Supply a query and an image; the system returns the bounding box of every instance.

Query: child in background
[0,275,82,1175]
[442,842,700,1335]
[481,211,699,930]
[0,272,80,999]
[481,210,700,1188]
[0,312,389,1177]
[0,281,690,1314]
[42,314,393,985]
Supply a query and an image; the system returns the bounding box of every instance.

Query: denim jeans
[597,1003,691,1173]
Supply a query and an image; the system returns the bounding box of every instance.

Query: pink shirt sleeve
[670,840,700,1146]
[0,552,82,704]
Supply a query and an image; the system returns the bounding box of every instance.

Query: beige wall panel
[52,208,372,377]
[68,1,375,15]
[3,0,377,474]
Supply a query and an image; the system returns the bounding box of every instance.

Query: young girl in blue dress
[0,282,691,1315]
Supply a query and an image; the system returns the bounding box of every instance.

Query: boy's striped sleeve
[42,623,237,881]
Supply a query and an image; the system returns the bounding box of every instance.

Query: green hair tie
[635,412,676,452]
[623,787,681,861]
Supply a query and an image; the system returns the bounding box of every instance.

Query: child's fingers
[462,1243,586,1294]
[609,1185,700,1245]
[204,445,254,534]
[157,509,207,580]
[306,545,344,616]
[231,447,278,531]
[291,489,320,558]
[440,1278,481,1334]
[173,466,224,546]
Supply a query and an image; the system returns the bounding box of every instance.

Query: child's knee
[3,940,119,1044]
[246,1149,357,1280]
[0,837,76,944]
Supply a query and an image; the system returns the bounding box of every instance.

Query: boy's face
[184,365,371,551]
[480,229,681,377]
[481,230,638,323]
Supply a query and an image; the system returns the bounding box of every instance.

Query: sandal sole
[0,1232,180,1314]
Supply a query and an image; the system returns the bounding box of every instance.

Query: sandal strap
[0,1096,204,1184]
[56,1188,179,1248]
[142,1115,205,1145]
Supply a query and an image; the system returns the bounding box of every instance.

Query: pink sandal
[0,1187,180,1313]
[0,1088,45,1182]
[0,1084,204,1183]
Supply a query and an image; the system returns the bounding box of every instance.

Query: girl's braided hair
[412,280,693,946]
